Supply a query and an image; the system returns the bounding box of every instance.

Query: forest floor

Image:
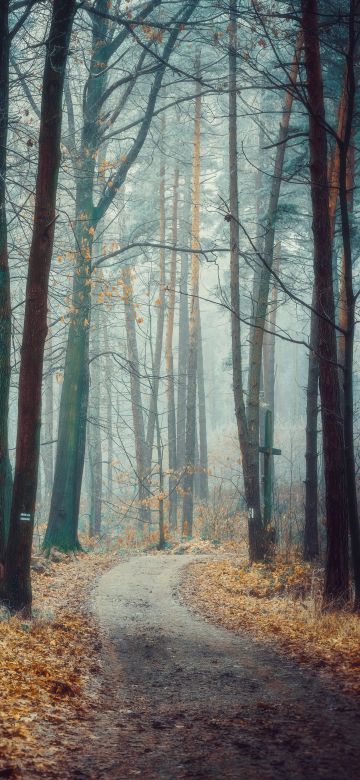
[1,547,360,778]
[0,546,122,778]
[182,554,360,695]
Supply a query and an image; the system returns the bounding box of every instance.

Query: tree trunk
[197,308,209,502]
[337,1,360,608]
[246,33,301,558]
[262,241,280,499]
[122,267,150,533]
[155,397,165,550]
[304,64,352,562]
[301,0,349,606]
[262,242,280,418]
[44,182,93,552]
[44,3,109,551]
[228,1,257,555]
[165,166,179,532]
[228,3,301,561]
[177,169,191,482]
[182,63,201,539]
[303,70,348,562]
[88,288,102,537]
[304,290,320,560]
[250,119,266,485]
[103,315,113,502]
[4,0,76,612]
[0,0,11,562]
[43,337,54,502]
[146,128,166,475]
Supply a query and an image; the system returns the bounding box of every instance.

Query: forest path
[90,554,360,779]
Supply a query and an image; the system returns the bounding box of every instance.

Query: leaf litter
[0,548,120,778]
[182,556,360,694]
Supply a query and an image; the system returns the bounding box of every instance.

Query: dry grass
[183,557,360,694]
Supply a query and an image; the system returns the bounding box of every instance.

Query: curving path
[91,554,360,779]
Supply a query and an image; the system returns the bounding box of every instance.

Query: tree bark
[197,307,209,502]
[304,63,351,562]
[4,0,76,612]
[177,168,191,480]
[228,0,255,554]
[303,71,348,562]
[155,395,165,550]
[43,336,54,502]
[122,267,150,533]
[88,288,102,537]
[337,0,360,608]
[103,314,113,502]
[182,63,201,538]
[304,290,320,560]
[146,126,166,475]
[262,242,280,419]
[0,0,11,562]
[165,167,179,532]
[44,180,94,552]
[301,0,349,606]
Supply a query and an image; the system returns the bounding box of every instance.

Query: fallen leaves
[0,550,117,778]
[182,557,360,694]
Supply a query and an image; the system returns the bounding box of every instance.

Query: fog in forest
[2,2,360,776]
[0,0,359,612]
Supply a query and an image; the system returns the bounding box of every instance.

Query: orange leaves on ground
[0,550,116,778]
[183,557,360,694]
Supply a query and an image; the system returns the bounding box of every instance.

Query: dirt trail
[88,554,360,779]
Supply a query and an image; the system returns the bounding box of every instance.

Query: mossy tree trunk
[88,281,103,538]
